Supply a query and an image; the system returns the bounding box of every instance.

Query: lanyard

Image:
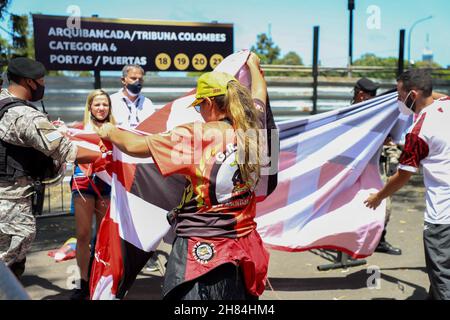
[122,96,141,125]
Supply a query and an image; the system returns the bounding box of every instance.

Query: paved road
[20,174,429,300]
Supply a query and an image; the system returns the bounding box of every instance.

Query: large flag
[68,50,409,299]
[255,92,411,257]
[87,50,278,299]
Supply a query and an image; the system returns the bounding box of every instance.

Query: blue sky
[2,0,449,67]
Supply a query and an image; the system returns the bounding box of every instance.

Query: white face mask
[398,91,416,116]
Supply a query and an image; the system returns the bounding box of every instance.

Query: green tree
[345,53,449,80]
[275,51,303,66]
[413,60,450,80]
[10,14,28,56]
[0,0,10,21]
[351,53,398,79]
[250,33,280,64]
[413,60,442,69]
[0,0,12,67]
[269,51,304,76]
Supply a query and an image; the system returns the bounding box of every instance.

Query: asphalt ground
[20,174,429,300]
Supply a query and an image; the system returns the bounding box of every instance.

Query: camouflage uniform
[0,89,77,267]
[379,144,402,223]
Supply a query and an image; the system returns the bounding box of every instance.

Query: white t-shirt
[110,89,156,128]
[398,97,450,224]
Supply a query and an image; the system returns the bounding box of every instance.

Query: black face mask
[126,81,142,95]
[28,79,45,101]
[90,113,107,123]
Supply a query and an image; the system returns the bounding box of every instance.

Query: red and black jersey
[146,102,270,297]
[146,120,258,238]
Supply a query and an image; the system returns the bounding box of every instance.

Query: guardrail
[40,71,450,124]
[35,72,450,217]
[261,64,450,76]
[34,169,73,218]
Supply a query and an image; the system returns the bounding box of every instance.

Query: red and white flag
[256,92,410,257]
[87,50,279,299]
[68,50,409,299]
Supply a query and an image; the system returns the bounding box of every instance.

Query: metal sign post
[311,26,319,115]
[398,29,405,77]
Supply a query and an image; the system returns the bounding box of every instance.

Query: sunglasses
[193,97,214,113]
[193,98,206,113]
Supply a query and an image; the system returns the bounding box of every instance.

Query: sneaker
[375,241,402,255]
[70,279,89,300]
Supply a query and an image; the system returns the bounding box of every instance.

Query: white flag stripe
[260,188,385,251]
[256,93,402,256]
[72,139,101,152]
[166,95,204,131]
[110,173,171,252]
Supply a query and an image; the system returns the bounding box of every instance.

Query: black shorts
[71,176,111,199]
[423,222,450,300]
[164,262,258,300]
[163,237,258,301]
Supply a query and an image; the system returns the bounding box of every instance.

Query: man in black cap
[352,77,379,104]
[0,57,97,278]
[351,77,402,256]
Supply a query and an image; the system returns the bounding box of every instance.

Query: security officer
[352,77,402,255]
[352,77,379,104]
[0,57,95,278]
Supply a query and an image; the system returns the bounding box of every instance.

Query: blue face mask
[126,81,142,95]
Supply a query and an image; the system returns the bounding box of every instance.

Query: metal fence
[36,72,450,217]
[35,170,73,218]
[261,64,450,78]
[39,177,73,216]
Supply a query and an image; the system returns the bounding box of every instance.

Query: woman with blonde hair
[70,89,115,300]
[94,53,270,300]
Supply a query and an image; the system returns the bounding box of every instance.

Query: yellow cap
[190,71,237,107]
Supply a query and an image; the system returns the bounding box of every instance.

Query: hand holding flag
[364,193,382,210]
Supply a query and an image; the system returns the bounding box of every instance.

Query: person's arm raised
[247,52,267,105]
[94,122,152,158]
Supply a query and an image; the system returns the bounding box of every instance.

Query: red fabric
[136,89,195,134]
[411,113,426,136]
[399,133,429,169]
[71,176,90,191]
[184,230,270,297]
[89,207,123,298]
[68,123,113,178]
[399,113,429,169]
[113,161,137,192]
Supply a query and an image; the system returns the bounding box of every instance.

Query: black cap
[355,77,379,95]
[7,57,46,80]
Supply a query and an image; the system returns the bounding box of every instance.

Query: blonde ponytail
[217,81,262,187]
